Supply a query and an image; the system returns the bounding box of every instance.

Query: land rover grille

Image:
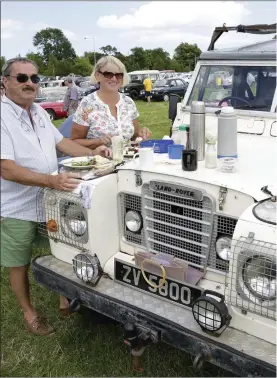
[119,190,237,272]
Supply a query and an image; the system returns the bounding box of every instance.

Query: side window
[176,79,185,86]
[188,66,208,103]
[170,80,177,87]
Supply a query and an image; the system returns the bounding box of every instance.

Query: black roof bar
[207,23,277,51]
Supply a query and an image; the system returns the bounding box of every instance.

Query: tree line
[1,27,202,77]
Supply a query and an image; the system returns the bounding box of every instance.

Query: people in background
[1,57,110,336]
[70,55,152,149]
[63,77,79,116]
[143,74,152,104]
[216,75,222,87]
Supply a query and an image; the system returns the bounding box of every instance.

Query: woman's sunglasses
[6,73,40,84]
[98,71,124,80]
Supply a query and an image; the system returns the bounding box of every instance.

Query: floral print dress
[73,91,139,141]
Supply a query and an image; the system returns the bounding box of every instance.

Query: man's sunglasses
[98,71,124,80]
[6,73,40,84]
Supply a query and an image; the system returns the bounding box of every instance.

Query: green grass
[1,101,231,377]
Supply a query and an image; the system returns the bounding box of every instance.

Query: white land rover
[32,24,277,376]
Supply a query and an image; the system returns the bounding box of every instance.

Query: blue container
[140,139,174,153]
[168,144,184,159]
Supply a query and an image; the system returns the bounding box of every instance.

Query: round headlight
[192,291,231,334]
[193,299,223,331]
[125,210,142,233]
[216,236,232,261]
[72,253,102,285]
[66,205,87,236]
[242,256,276,301]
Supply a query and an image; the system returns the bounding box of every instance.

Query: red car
[39,101,68,121]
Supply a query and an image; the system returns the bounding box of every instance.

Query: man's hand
[93,145,112,158]
[139,127,152,140]
[49,172,81,191]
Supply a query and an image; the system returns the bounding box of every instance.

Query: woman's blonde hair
[90,55,129,86]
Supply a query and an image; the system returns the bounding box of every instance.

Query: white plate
[60,156,96,170]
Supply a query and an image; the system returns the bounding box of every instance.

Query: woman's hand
[100,134,112,147]
[93,145,112,158]
[139,127,152,140]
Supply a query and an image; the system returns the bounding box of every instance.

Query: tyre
[163,93,170,102]
[130,90,139,101]
[46,109,56,121]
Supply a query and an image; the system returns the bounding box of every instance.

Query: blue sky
[1,1,276,59]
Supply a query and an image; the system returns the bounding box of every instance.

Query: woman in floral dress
[71,56,152,149]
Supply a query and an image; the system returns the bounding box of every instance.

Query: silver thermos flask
[189,101,206,161]
[217,106,238,159]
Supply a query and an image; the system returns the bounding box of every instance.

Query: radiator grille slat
[145,206,211,226]
[146,227,209,248]
[145,216,210,237]
[144,194,212,214]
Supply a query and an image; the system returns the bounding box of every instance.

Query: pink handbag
[134,251,204,286]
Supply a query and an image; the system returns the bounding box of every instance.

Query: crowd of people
[0,55,152,335]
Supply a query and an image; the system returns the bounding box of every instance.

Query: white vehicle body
[128,70,160,82]
[33,29,276,376]
[40,80,67,95]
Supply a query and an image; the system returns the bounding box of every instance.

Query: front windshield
[153,80,167,87]
[188,65,276,112]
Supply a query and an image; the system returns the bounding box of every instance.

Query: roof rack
[207,23,276,51]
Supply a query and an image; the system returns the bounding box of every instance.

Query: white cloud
[98,2,274,53]
[1,18,23,38]
[97,1,251,30]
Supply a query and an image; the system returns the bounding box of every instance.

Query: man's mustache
[23,87,35,92]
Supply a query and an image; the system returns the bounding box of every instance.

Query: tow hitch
[193,349,212,372]
[123,323,159,372]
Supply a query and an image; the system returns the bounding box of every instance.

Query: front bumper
[150,92,163,100]
[32,255,276,377]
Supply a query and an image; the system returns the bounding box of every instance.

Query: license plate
[114,259,203,308]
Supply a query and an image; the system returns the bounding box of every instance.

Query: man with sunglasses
[1,57,111,336]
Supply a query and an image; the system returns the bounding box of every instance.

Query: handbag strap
[141,258,166,289]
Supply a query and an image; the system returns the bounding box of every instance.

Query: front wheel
[130,90,139,101]
[163,93,170,102]
[46,109,56,121]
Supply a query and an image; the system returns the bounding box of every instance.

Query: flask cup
[182,149,198,171]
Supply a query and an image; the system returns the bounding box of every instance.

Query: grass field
[1,101,231,377]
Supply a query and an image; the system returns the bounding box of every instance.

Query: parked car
[180,73,193,83]
[39,94,67,121]
[142,77,188,101]
[78,84,99,99]
[119,70,160,100]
